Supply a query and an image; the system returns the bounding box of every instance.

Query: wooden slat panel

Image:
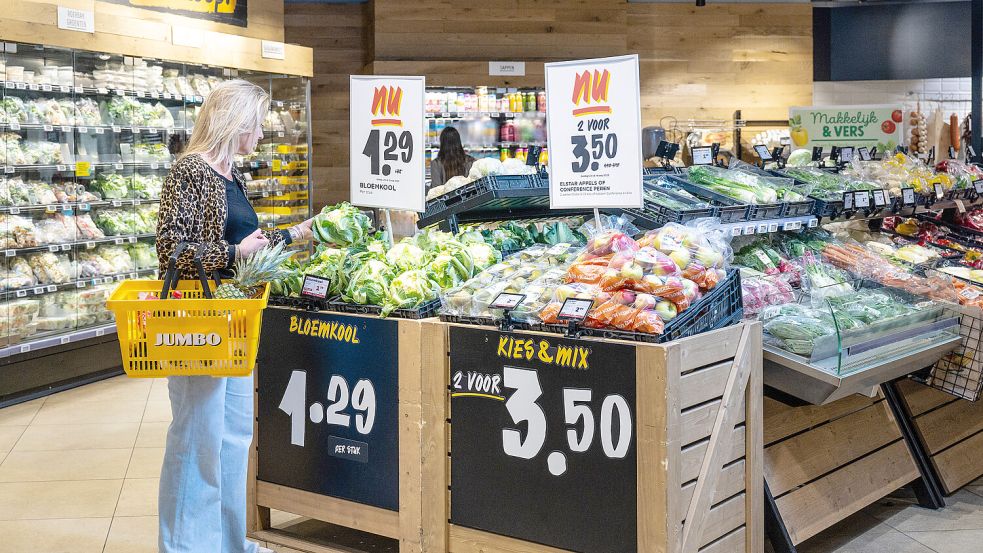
[680,460,747,517]
[916,396,983,454]
[763,395,878,445]
[680,361,732,410]
[449,525,571,553]
[256,481,400,539]
[675,325,744,373]
[680,399,746,447]
[700,527,746,553]
[774,440,918,545]
[897,379,959,417]
[697,493,746,549]
[637,345,672,553]
[764,402,902,497]
[681,426,746,484]
[933,428,983,493]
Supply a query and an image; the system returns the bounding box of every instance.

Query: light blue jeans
[159,374,258,553]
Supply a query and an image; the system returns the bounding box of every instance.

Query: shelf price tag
[9,121,19,131]
[113,163,124,170]
[60,86,70,93]
[43,125,53,132]
[41,84,51,92]
[4,250,13,257]
[112,126,121,133]
[61,126,71,133]
[731,227,742,237]
[33,287,44,295]
[902,187,916,205]
[95,328,105,337]
[94,127,104,135]
[557,297,594,322]
[15,290,26,298]
[14,82,26,90]
[47,285,56,292]
[61,244,70,251]
[545,55,643,210]
[935,183,945,200]
[20,345,29,354]
[8,207,19,215]
[691,146,713,166]
[757,224,769,234]
[349,75,426,213]
[872,189,887,206]
[74,86,83,94]
[974,179,983,194]
[97,87,108,95]
[768,223,780,232]
[744,224,756,235]
[28,84,38,91]
[854,191,870,209]
[490,293,527,310]
[843,191,854,210]
[3,166,13,174]
[131,126,141,134]
[300,274,331,300]
[48,245,59,253]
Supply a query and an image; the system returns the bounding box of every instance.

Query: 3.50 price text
[502,366,632,476]
[571,132,618,173]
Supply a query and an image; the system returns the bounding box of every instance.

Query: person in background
[430,126,476,188]
[155,79,313,553]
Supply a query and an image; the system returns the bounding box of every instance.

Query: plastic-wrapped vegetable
[90,174,129,199]
[382,270,439,316]
[313,202,372,247]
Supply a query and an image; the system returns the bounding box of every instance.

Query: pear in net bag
[636,220,730,291]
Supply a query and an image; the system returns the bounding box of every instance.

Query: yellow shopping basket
[106,243,270,378]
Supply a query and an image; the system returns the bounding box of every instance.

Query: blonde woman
[156,79,311,553]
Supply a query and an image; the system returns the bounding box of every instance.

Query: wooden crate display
[248,310,448,553]
[897,379,983,494]
[763,394,920,545]
[442,322,763,553]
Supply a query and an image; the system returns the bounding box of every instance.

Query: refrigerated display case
[0,40,312,404]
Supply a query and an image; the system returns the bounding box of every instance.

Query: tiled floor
[2,375,983,553]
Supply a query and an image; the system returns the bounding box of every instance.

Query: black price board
[449,327,637,553]
[839,146,855,164]
[655,140,680,161]
[812,146,824,162]
[753,144,772,161]
[300,274,331,300]
[858,147,872,161]
[257,308,400,511]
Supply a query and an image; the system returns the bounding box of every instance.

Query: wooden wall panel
[285,2,370,209]
[628,3,813,124]
[3,0,312,76]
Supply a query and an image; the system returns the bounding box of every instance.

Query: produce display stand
[247,307,448,553]
[444,322,763,553]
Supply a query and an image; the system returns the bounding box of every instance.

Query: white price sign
[545,55,643,209]
[349,75,426,212]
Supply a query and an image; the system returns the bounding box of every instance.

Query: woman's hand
[292,217,314,241]
[238,229,269,257]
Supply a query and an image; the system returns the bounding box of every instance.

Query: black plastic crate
[665,174,751,223]
[602,207,664,230]
[418,173,549,229]
[531,269,743,344]
[716,204,751,223]
[641,183,718,224]
[439,313,535,331]
[747,203,785,221]
[810,196,846,219]
[268,294,331,312]
[782,199,816,217]
[324,297,442,320]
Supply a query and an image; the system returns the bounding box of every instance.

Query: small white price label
[74,86,83,94]
[128,237,136,243]
[974,179,983,194]
[744,225,756,235]
[136,91,145,98]
[164,162,172,169]
[97,87,108,95]
[56,164,66,171]
[15,82,26,90]
[150,162,159,169]
[77,281,86,288]
[41,84,51,92]
[808,218,818,228]
[300,274,331,299]
[33,287,44,295]
[113,163,123,170]
[843,191,854,210]
[94,127,104,134]
[691,146,714,166]
[20,345,30,353]
[96,328,105,337]
[60,86,70,93]
[3,167,13,174]
[112,200,122,207]
[116,275,125,282]
[151,92,159,99]
[4,250,13,257]
[757,224,769,234]
[43,125,53,132]
[490,293,527,310]
[48,245,59,253]
[28,84,38,91]
[8,207,19,215]
[872,189,887,206]
[115,89,125,96]
[557,297,594,321]
[85,241,95,249]
[60,336,70,345]
[768,223,779,232]
[934,183,945,199]
[61,244,70,251]
[854,191,870,209]
[114,238,124,245]
[902,188,916,205]
[15,290,26,298]
[129,272,137,279]
[731,227,742,237]
[61,126,71,133]
[131,126,141,134]
[47,285,56,292]
[8,121,19,130]
[112,126,121,133]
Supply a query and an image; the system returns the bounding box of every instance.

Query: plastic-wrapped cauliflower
[313,202,372,247]
[468,157,503,180]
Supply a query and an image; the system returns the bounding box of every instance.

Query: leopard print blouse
[156,153,286,279]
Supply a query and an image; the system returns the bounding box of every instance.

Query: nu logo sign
[371,86,403,126]
[571,69,612,117]
[154,333,222,347]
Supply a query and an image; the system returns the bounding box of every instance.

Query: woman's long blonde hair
[181,79,270,172]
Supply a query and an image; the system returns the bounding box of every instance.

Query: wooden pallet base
[898,379,983,493]
[763,393,919,545]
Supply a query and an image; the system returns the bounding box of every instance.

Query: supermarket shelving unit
[0,41,312,406]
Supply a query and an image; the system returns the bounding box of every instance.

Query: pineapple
[215,242,295,299]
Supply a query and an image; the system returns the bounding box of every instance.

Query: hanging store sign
[56,6,95,33]
[350,75,426,213]
[256,309,400,511]
[489,61,526,76]
[789,104,903,153]
[545,54,643,210]
[449,326,638,553]
[103,0,247,27]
